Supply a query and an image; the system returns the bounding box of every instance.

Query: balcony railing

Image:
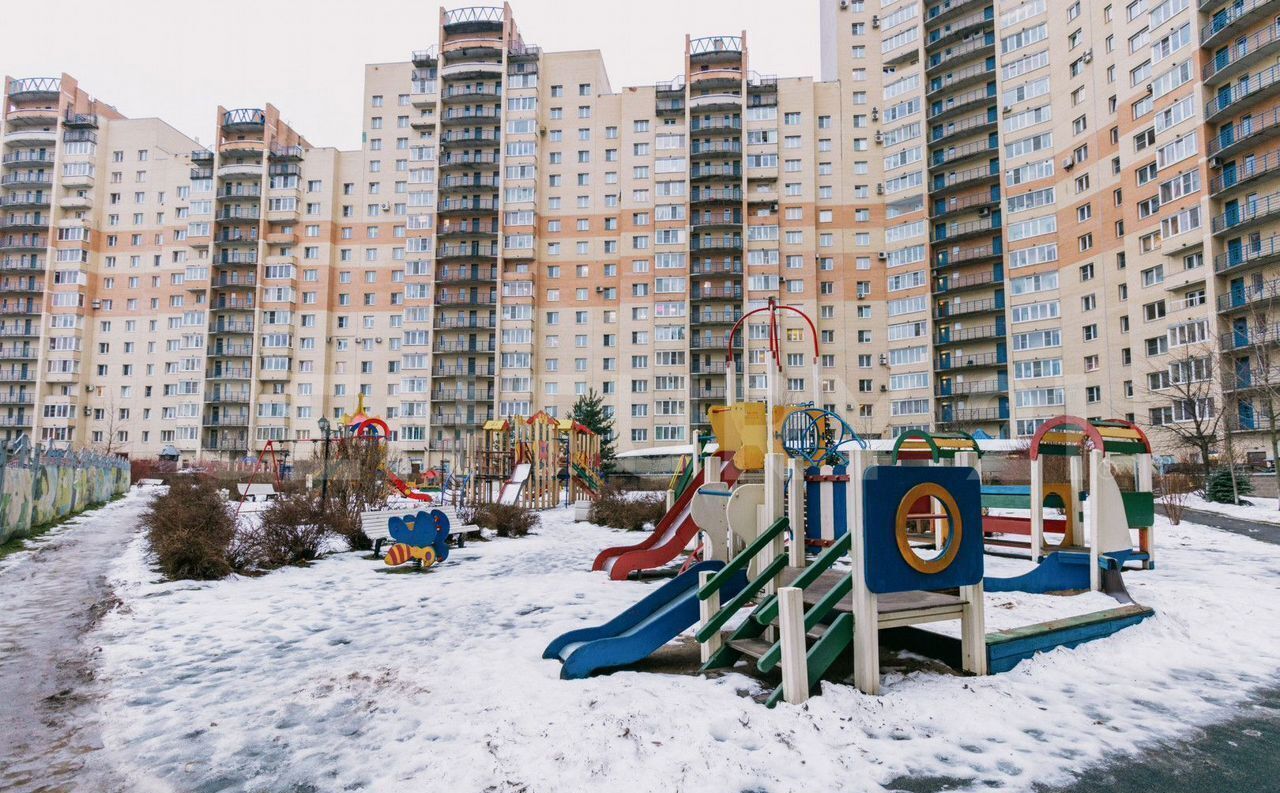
[439,175,500,190]
[930,161,999,192]
[936,378,1007,397]
[1211,146,1280,195]
[1202,0,1279,47]
[926,35,994,73]
[1218,277,1280,312]
[1208,102,1280,158]
[6,77,61,96]
[222,108,266,128]
[1204,22,1280,84]
[691,141,742,156]
[690,35,743,57]
[1206,61,1280,121]
[441,85,502,101]
[435,316,496,329]
[442,5,504,26]
[0,152,54,167]
[935,240,1002,267]
[437,244,499,259]
[438,198,499,213]
[433,365,497,377]
[690,236,744,252]
[935,322,1004,344]
[1212,190,1280,234]
[926,60,996,97]
[691,187,744,202]
[937,406,1008,424]
[927,85,996,121]
[934,295,1003,318]
[1222,322,1280,351]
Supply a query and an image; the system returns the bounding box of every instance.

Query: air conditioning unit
[874,130,883,144]
[840,0,849,7]
[978,206,990,216]
[1082,49,1093,64]
[878,353,888,366]
[1062,158,1075,170]
[876,183,885,195]
[1002,105,1014,115]
[85,384,95,393]
[83,405,92,417]
[1145,83,1154,94]
[326,336,333,344]
[877,251,888,260]
[595,285,604,293]
[871,15,880,28]
[857,293,867,300]
[880,384,888,392]
[1209,156,1223,168]
[376,337,384,343]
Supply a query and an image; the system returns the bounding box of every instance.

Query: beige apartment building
[2,0,1277,469]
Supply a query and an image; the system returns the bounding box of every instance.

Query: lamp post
[318,417,331,503]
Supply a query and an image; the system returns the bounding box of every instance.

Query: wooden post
[691,430,701,476]
[1087,449,1103,592]
[698,570,721,663]
[1136,452,1154,568]
[959,580,988,676]
[1030,455,1044,562]
[778,586,810,705]
[788,456,805,568]
[846,451,879,695]
[1069,453,1084,544]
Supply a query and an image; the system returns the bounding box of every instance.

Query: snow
[84,492,1280,792]
[1183,493,1280,526]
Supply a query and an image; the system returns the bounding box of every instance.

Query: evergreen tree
[570,389,616,473]
[1206,466,1253,504]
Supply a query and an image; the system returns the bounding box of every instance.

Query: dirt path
[0,491,148,793]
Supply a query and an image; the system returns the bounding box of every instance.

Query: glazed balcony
[934,264,1001,294]
[930,136,998,170]
[934,320,1004,345]
[437,197,499,215]
[1215,233,1280,272]
[1210,147,1280,195]
[1202,0,1280,49]
[222,108,266,132]
[436,265,498,283]
[690,140,742,158]
[926,7,994,50]
[1212,190,1280,234]
[934,294,1003,319]
[436,243,498,260]
[930,160,999,194]
[441,107,502,124]
[934,239,1002,268]
[926,34,996,74]
[690,187,744,204]
[1218,277,1280,312]
[1206,62,1280,122]
[441,85,502,103]
[689,35,744,65]
[441,129,500,146]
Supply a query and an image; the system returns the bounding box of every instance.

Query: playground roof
[890,429,983,462]
[1030,416,1151,459]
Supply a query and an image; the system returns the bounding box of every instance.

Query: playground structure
[463,411,603,510]
[549,298,1156,703]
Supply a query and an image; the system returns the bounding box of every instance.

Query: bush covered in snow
[463,502,539,538]
[143,476,241,580]
[589,487,665,531]
[248,493,330,568]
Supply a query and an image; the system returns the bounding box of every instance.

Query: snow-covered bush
[143,476,240,580]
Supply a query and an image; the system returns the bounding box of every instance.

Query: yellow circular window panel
[894,483,963,575]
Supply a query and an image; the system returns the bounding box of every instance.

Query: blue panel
[862,465,984,594]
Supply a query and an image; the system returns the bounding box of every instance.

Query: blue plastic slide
[544,560,748,679]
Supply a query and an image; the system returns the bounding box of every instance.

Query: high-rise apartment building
[2,0,1276,469]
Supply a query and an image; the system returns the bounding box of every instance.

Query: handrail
[753,533,851,625]
[694,554,790,642]
[758,575,853,674]
[697,515,789,601]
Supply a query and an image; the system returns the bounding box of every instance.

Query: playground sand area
[88,491,1280,792]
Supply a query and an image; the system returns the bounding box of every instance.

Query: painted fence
[0,440,131,543]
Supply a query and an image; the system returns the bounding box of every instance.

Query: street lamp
[318,417,331,503]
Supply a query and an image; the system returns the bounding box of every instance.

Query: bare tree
[1142,340,1222,486]
[1230,300,1280,510]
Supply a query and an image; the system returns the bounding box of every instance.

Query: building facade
[2,0,1276,468]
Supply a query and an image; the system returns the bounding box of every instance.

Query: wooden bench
[137,478,164,487]
[236,483,279,502]
[361,508,483,550]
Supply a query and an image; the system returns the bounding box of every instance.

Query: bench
[137,478,164,487]
[361,507,483,553]
[236,483,278,502]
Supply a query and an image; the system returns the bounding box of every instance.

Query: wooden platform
[778,568,965,627]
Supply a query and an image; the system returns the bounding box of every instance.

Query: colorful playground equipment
[382,509,452,569]
[464,412,602,509]
[549,303,1157,702]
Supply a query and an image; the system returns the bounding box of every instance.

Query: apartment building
[3,0,1278,469]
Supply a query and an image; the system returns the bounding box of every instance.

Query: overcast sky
[6,0,821,150]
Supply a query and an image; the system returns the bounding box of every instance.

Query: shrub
[1157,471,1196,526]
[1205,466,1254,505]
[466,502,539,538]
[590,487,666,531]
[144,475,239,580]
[251,493,330,569]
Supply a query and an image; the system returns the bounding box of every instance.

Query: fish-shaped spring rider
[384,509,451,568]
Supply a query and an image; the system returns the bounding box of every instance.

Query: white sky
[6,0,821,150]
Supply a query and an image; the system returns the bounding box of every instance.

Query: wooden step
[726,637,773,660]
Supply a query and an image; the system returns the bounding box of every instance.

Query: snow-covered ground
[1183,493,1280,526]
[83,492,1280,793]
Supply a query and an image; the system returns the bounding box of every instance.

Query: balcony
[215,231,259,245]
[3,129,56,146]
[936,406,1009,425]
[0,346,36,360]
[439,152,500,169]
[0,324,37,337]
[1202,0,1280,49]
[927,59,996,98]
[434,339,496,353]
[222,108,266,131]
[930,137,998,170]
[1210,147,1280,196]
[0,370,36,383]
[1212,191,1280,234]
[212,297,255,311]
[217,209,261,224]
[1210,106,1280,159]
[933,216,999,243]
[934,294,1003,319]
[6,77,61,100]
[934,240,1002,268]
[0,238,46,253]
[217,161,262,178]
[441,107,502,124]
[690,235,743,253]
[218,185,262,200]
[437,221,497,237]
[690,118,743,134]
[442,4,503,29]
[433,364,496,377]
[927,84,996,123]
[438,175,499,192]
[212,274,257,288]
[691,212,743,229]
[690,140,741,158]
[210,342,254,358]
[930,160,999,194]
[436,243,498,260]
[690,164,742,181]
[430,388,494,402]
[926,34,995,74]
[690,284,743,301]
[656,98,685,116]
[206,390,250,404]
[0,152,54,168]
[1206,62,1280,122]
[926,7,994,49]
[0,214,50,232]
[936,377,1007,397]
[207,438,251,451]
[690,187,744,204]
[435,316,496,330]
[269,145,304,161]
[441,85,502,103]
[690,359,743,375]
[690,258,743,276]
[435,291,498,306]
[935,321,1004,345]
[935,264,1001,294]
[441,129,500,146]
[0,415,32,428]
[192,149,214,163]
[215,252,258,266]
[0,194,51,210]
[437,197,499,215]
[692,309,744,324]
[213,320,255,334]
[0,258,43,272]
[689,93,742,112]
[203,415,250,428]
[1222,321,1280,351]
[208,367,252,380]
[439,60,504,80]
[0,393,34,404]
[1205,23,1280,87]
[0,173,52,189]
[436,265,498,283]
[1218,277,1280,312]
[411,46,439,65]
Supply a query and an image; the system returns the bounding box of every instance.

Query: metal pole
[320,430,330,503]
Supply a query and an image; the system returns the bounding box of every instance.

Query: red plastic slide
[591,454,740,581]
[385,469,434,502]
